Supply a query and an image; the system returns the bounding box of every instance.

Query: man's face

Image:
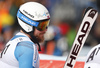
[34,28,47,43]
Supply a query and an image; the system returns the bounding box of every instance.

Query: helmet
[17,2,50,33]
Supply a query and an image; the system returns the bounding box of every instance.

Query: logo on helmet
[21,15,36,26]
[23,10,34,18]
[35,11,49,18]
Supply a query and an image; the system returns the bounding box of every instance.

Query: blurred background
[0,0,100,57]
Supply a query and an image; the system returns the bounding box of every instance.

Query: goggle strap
[17,10,39,27]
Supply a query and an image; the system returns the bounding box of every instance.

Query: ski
[64,7,98,68]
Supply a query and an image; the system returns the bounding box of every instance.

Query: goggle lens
[36,20,50,31]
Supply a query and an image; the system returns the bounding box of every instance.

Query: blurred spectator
[0,0,25,51]
[44,25,62,56]
[57,22,70,55]
[66,22,77,51]
[0,0,14,51]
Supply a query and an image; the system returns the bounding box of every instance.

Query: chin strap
[30,34,41,51]
[20,26,41,51]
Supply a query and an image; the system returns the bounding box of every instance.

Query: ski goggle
[17,10,50,31]
[36,20,50,31]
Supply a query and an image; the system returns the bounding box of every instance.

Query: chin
[37,36,44,43]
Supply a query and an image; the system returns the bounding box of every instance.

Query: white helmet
[17,2,50,33]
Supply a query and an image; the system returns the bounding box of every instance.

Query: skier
[0,2,50,68]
